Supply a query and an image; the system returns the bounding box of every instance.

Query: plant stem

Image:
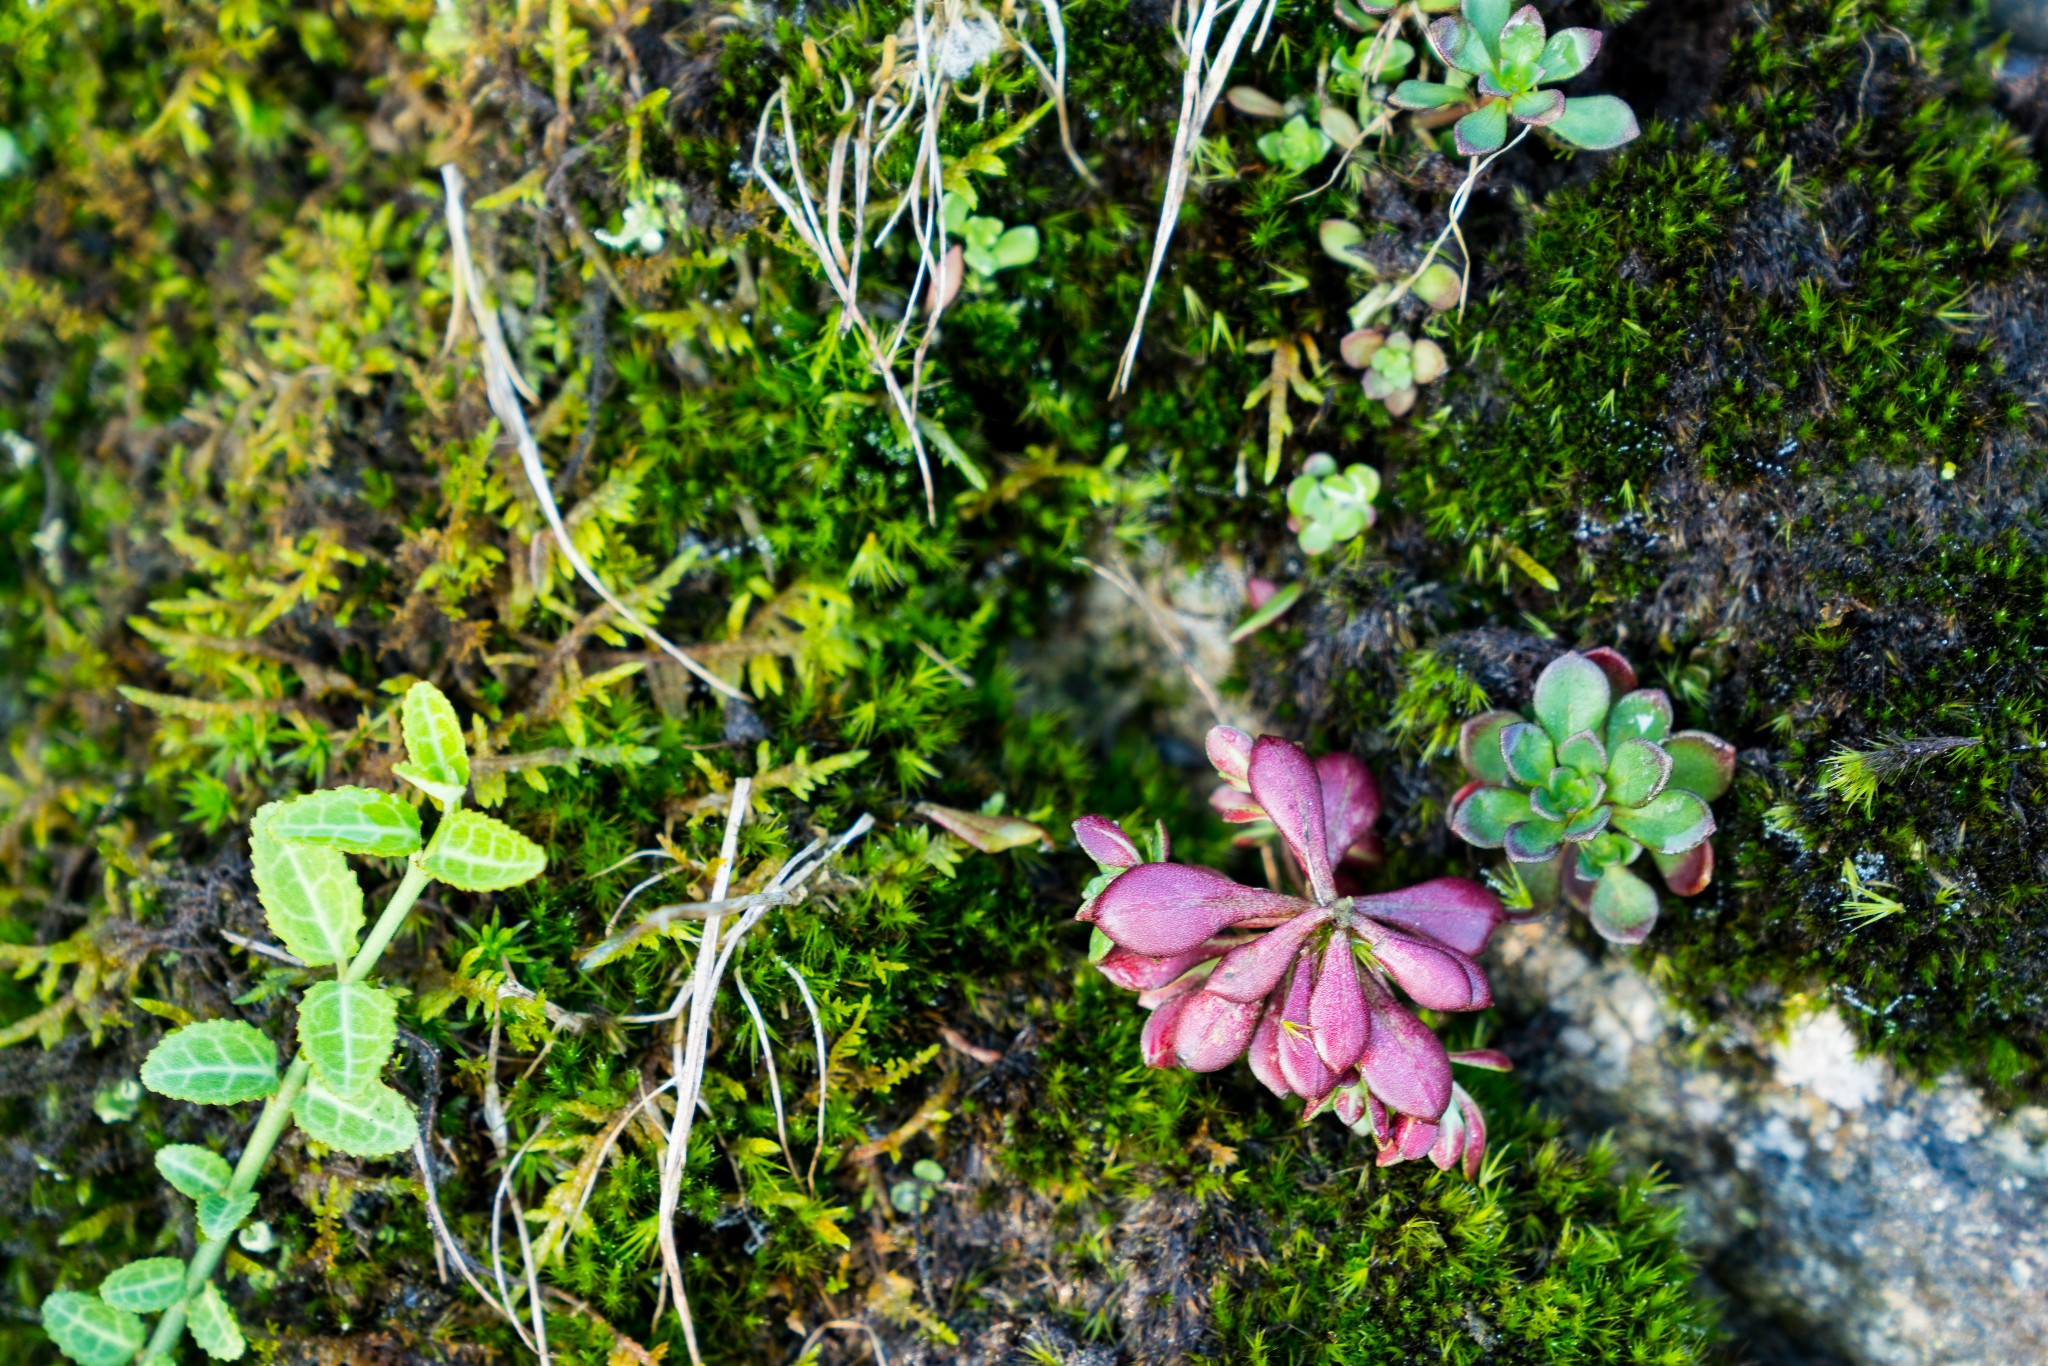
[141,859,434,1361]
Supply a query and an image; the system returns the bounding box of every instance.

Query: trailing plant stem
[141,861,435,1360]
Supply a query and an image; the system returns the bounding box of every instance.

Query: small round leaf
[140,1022,278,1106]
[420,810,547,892]
[298,981,399,1099]
[41,1291,144,1366]
[99,1259,188,1314]
[155,1145,232,1200]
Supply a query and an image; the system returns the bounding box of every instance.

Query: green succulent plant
[1257,113,1335,175]
[1341,327,1447,416]
[942,189,1040,277]
[1446,649,1734,943]
[1286,454,1381,555]
[1390,0,1639,156]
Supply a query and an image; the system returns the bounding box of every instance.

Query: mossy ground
[0,0,2036,1360]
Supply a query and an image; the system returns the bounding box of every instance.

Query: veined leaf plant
[40,682,547,1366]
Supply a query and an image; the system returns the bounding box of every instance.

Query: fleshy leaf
[1315,752,1381,857]
[1206,726,1254,786]
[1581,647,1638,693]
[1082,862,1305,957]
[1139,993,1191,1068]
[1537,26,1600,81]
[1357,921,1491,1011]
[1448,785,1531,848]
[1556,729,1608,775]
[1499,722,1554,785]
[41,1291,144,1366]
[1459,1087,1489,1178]
[1096,939,1231,992]
[420,810,547,891]
[1605,738,1672,807]
[155,1145,232,1200]
[1464,0,1515,53]
[250,821,362,966]
[1073,815,1143,869]
[1310,936,1369,1074]
[1172,992,1264,1072]
[1210,785,1267,823]
[1458,711,1519,784]
[292,1077,418,1157]
[298,981,399,1098]
[1354,877,1504,956]
[141,1022,279,1106]
[1653,840,1714,897]
[1453,99,1510,155]
[196,1191,257,1241]
[1206,908,1332,1002]
[1562,806,1611,841]
[1389,79,1463,110]
[1663,730,1737,800]
[1357,977,1452,1119]
[1247,1008,1289,1097]
[1496,6,1546,67]
[1588,864,1660,943]
[395,680,469,808]
[1449,1048,1514,1071]
[1532,653,1612,743]
[1550,94,1640,149]
[1510,88,1564,125]
[186,1281,246,1362]
[1247,737,1336,902]
[261,787,422,858]
[1605,688,1674,746]
[1277,966,1336,1100]
[1609,789,1714,855]
[98,1259,188,1314]
[1426,15,1486,73]
[989,225,1039,270]
[1503,818,1566,862]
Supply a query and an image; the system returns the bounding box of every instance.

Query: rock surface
[1490,922,2048,1366]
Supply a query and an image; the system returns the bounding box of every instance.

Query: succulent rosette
[1446,648,1736,944]
[1073,732,1505,1168]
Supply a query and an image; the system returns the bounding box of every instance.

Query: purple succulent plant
[1445,647,1736,944]
[1073,732,1507,1172]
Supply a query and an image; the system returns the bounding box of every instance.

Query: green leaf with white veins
[298,981,398,1097]
[186,1281,246,1361]
[98,1258,188,1313]
[155,1144,231,1200]
[140,1021,278,1105]
[41,1291,144,1366]
[250,819,362,965]
[293,1077,417,1157]
[393,680,468,808]
[421,810,547,891]
[197,1190,257,1241]
[261,787,422,858]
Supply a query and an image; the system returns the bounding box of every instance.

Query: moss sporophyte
[39,683,547,1366]
[1075,732,1508,1176]
[1448,649,1736,943]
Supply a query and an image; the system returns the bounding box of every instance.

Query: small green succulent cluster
[942,186,1040,277]
[1286,453,1381,555]
[40,683,548,1366]
[1447,650,1734,943]
[1391,0,1639,156]
[1341,327,1447,415]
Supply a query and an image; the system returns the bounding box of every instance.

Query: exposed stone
[1490,922,2048,1366]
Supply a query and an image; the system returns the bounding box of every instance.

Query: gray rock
[1489,923,2048,1366]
